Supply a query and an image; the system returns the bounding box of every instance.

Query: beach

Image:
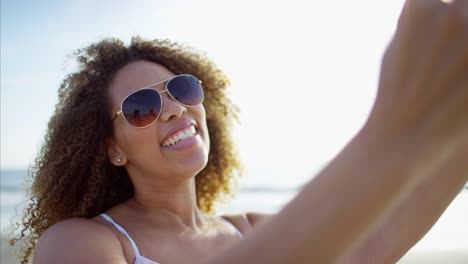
[1,237,20,264]
[398,250,468,263]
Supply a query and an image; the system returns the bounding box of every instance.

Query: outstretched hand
[367,0,468,171]
[204,2,468,264]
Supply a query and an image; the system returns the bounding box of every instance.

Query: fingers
[396,0,467,41]
[374,0,468,133]
[452,0,468,20]
[392,0,451,87]
[448,0,468,106]
[428,0,468,82]
[412,0,468,93]
[398,0,449,26]
[434,19,468,93]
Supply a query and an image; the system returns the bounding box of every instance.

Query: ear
[105,137,127,166]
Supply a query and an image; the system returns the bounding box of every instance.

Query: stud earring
[116,158,122,163]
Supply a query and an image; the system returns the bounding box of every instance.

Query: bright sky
[3,0,468,253]
[1,0,406,171]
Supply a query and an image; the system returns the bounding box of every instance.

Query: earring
[116,158,122,163]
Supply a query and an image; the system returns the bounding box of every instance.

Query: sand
[1,236,22,264]
[397,249,468,264]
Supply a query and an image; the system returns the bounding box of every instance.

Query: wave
[0,186,27,192]
[1,169,466,194]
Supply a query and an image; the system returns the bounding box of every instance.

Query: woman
[12,0,468,263]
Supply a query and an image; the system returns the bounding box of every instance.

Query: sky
[1,0,406,173]
[2,0,468,254]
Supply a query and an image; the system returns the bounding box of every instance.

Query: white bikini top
[100,213,244,264]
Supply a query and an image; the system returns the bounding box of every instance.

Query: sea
[1,168,467,255]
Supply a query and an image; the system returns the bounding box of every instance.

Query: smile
[161,125,197,147]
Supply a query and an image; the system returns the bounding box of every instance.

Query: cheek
[117,125,160,159]
[194,106,209,141]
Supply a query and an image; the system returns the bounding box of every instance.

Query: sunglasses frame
[112,74,204,128]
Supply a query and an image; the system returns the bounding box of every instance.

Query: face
[107,60,210,182]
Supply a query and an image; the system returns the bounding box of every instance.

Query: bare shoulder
[33,218,127,264]
[221,212,275,230]
[245,211,275,228]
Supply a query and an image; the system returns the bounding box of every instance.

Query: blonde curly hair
[10,36,243,264]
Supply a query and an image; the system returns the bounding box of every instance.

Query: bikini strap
[100,213,142,257]
[218,216,244,239]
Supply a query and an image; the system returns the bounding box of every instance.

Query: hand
[367,0,468,168]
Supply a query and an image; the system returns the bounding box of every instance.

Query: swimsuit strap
[100,213,142,258]
[100,213,243,261]
[218,216,244,239]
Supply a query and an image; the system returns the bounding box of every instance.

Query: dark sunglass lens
[122,89,161,127]
[167,75,204,106]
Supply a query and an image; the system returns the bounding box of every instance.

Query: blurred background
[1,0,467,263]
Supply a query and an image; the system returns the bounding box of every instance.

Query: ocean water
[1,169,467,253]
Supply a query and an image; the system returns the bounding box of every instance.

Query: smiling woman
[10,37,244,264]
[9,0,468,263]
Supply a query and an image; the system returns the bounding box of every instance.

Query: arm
[342,149,468,263]
[341,1,468,260]
[246,152,467,264]
[205,1,468,263]
[246,212,274,228]
[209,127,427,264]
[33,219,128,264]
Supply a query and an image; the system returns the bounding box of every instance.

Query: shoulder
[245,211,275,228]
[221,212,275,231]
[33,218,127,264]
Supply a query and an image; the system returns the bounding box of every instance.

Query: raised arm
[341,148,468,263]
[205,0,468,263]
[242,152,467,264]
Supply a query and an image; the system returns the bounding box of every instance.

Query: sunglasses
[112,74,204,128]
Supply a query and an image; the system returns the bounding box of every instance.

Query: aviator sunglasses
[112,74,204,128]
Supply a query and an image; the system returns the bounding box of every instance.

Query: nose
[158,90,187,121]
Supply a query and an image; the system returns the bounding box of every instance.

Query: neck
[126,174,206,229]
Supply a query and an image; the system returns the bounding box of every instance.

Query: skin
[98,61,249,263]
[207,1,468,263]
[33,0,468,263]
[33,61,253,264]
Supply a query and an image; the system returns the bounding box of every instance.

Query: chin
[175,147,209,176]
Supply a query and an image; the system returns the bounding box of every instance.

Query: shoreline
[1,236,22,264]
[398,249,468,263]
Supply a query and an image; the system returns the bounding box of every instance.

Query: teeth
[184,130,191,139]
[162,125,197,147]
[180,132,186,139]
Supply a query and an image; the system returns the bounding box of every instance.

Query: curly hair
[10,36,243,264]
